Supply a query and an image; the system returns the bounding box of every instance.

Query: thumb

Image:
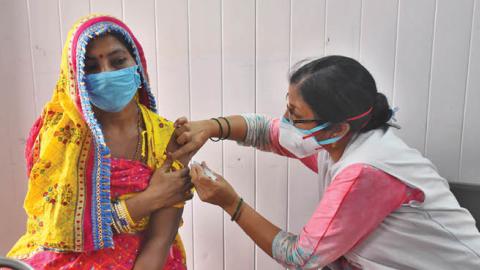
[190,164,201,183]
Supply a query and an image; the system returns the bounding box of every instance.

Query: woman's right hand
[170,117,217,160]
[126,159,194,221]
[145,159,194,209]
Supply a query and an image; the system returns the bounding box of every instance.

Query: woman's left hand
[190,162,240,213]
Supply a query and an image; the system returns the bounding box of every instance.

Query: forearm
[124,191,158,222]
[134,207,183,270]
[224,200,281,256]
[205,115,248,142]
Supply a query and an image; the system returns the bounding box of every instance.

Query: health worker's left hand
[190,162,240,213]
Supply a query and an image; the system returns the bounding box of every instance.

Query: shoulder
[140,104,174,130]
[332,163,406,192]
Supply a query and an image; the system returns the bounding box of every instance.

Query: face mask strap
[347,107,373,121]
[315,135,342,146]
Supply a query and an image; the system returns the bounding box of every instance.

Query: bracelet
[112,200,131,233]
[111,199,149,234]
[219,117,231,140]
[209,118,223,142]
[231,197,244,221]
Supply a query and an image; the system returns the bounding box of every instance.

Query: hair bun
[361,92,391,132]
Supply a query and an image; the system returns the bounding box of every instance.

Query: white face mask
[279,117,342,158]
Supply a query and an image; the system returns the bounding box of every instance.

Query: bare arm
[133,135,191,269]
[190,164,280,256]
[133,207,183,270]
[170,116,248,160]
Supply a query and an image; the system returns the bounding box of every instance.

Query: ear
[332,122,350,138]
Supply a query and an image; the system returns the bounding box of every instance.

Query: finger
[176,132,192,146]
[172,167,190,178]
[174,125,189,138]
[174,116,189,128]
[160,158,174,172]
[190,165,200,181]
[172,141,199,159]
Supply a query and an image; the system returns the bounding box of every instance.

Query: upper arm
[166,134,192,167]
[272,164,408,268]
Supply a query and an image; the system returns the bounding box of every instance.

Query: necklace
[132,105,143,161]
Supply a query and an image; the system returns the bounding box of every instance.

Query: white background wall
[0,0,478,269]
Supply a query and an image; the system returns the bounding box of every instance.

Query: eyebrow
[85,48,128,60]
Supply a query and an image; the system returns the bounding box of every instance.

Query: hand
[190,162,239,213]
[143,159,194,210]
[170,117,217,160]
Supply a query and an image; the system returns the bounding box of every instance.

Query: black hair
[289,55,392,133]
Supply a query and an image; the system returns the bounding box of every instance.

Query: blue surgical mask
[279,117,343,158]
[85,65,141,112]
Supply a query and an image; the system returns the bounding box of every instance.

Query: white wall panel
[0,0,37,256]
[188,0,224,269]
[90,0,123,20]
[28,0,62,114]
[222,0,256,269]
[393,0,436,153]
[425,0,475,182]
[460,0,480,185]
[59,0,90,45]
[360,0,399,100]
[325,0,362,58]
[255,0,290,269]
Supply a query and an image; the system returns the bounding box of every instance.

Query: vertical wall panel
[460,1,480,184]
[0,0,36,256]
[325,0,362,58]
[222,0,256,269]
[155,1,194,268]
[90,0,123,19]
[393,0,436,153]
[288,0,325,234]
[360,0,399,100]
[426,0,474,182]
[28,0,62,114]
[188,0,224,269]
[59,0,90,45]
[255,0,290,269]
[124,0,158,98]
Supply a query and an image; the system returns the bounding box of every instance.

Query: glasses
[283,114,328,125]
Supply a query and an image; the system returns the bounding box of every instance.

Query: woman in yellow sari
[7,14,192,270]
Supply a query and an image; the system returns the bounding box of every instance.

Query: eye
[112,58,127,66]
[84,63,99,73]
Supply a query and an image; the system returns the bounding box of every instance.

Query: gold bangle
[119,199,136,228]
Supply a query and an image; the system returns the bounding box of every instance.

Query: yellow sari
[7,14,186,267]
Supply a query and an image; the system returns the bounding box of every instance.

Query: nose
[97,59,114,73]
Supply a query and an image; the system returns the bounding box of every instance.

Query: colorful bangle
[219,117,231,140]
[231,197,244,222]
[209,118,223,142]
